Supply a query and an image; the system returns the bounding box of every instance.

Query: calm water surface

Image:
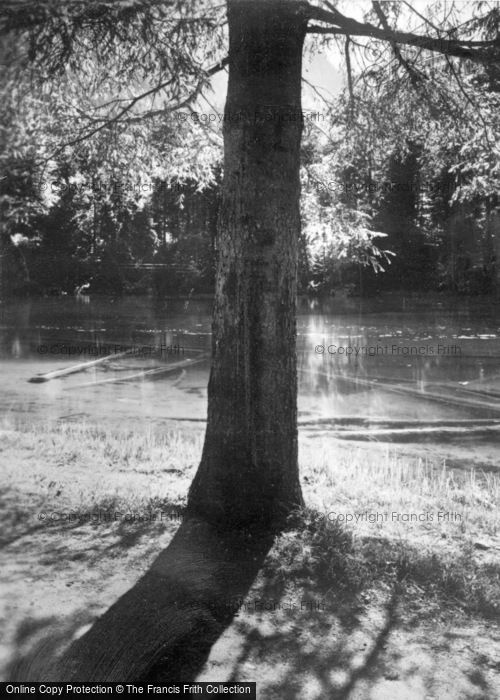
[1,294,499,437]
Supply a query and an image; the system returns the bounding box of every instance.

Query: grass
[0,418,202,516]
[266,510,500,620]
[300,439,499,539]
[1,418,499,622]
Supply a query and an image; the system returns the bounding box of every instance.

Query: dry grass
[300,440,500,540]
[1,418,499,620]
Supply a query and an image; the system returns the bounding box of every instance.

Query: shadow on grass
[0,490,184,554]
[5,504,499,695]
[212,513,403,698]
[7,516,275,683]
[225,587,400,699]
[219,564,496,699]
[212,509,499,698]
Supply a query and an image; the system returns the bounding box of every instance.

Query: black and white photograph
[1,0,499,697]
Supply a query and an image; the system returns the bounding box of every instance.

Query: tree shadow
[7,517,275,682]
[194,517,500,698]
[209,543,402,699]
[6,615,96,683]
[6,506,498,695]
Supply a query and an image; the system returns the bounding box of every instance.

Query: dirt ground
[1,423,499,699]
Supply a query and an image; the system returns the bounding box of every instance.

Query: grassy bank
[1,419,499,696]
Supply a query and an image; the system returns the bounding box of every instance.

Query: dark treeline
[2,154,499,299]
[1,176,219,298]
[1,0,499,302]
[370,143,500,295]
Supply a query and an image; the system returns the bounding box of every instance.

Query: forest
[2,16,499,299]
[1,1,500,696]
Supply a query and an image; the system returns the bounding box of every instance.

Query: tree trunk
[187,0,308,529]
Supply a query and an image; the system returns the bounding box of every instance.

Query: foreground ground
[1,420,499,698]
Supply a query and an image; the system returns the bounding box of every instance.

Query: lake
[1,293,499,467]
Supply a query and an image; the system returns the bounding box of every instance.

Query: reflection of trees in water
[298,314,374,419]
[3,296,499,424]
[298,312,500,422]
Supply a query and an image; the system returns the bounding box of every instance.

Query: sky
[206,0,481,113]
[208,51,343,113]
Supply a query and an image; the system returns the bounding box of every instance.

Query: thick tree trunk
[187,0,308,529]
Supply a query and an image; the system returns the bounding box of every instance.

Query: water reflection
[297,301,500,422]
[0,295,499,428]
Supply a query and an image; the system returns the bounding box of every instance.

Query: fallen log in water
[298,368,500,414]
[29,342,208,384]
[28,350,135,383]
[171,369,187,387]
[298,417,500,428]
[377,383,500,414]
[319,424,500,441]
[298,417,500,427]
[65,356,208,389]
[432,383,500,401]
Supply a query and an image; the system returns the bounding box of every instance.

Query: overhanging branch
[371,0,423,85]
[306,2,500,64]
[38,56,229,164]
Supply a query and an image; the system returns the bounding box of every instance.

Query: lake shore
[1,421,499,696]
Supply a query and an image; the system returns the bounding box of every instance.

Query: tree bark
[187,0,308,530]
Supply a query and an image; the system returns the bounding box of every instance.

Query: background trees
[2,0,499,681]
[1,2,499,517]
[3,3,498,299]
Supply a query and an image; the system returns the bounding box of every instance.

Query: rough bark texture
[188,0,308,529]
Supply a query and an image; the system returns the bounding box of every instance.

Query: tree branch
[345,36,355,113]
[444,54,493,147]
[306,2,500,64]
[37,56,229,164]
[0,0,175,34]
[371,1,423,85]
